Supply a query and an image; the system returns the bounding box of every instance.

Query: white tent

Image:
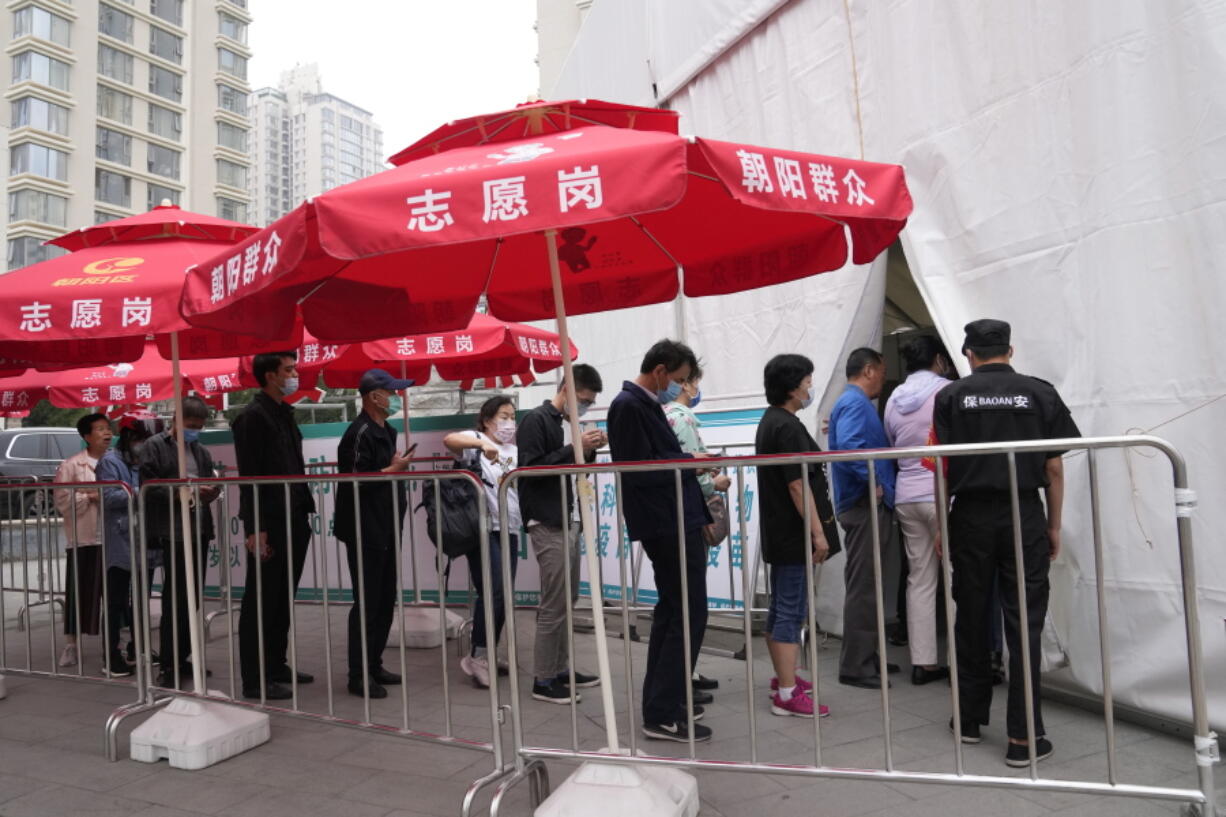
[541,0,1226,731]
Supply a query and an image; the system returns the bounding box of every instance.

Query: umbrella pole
[170,332,206,695]
[399,361,411,456]
[544,229,620,753]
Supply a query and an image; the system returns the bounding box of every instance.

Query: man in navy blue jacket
[608,339,713,743]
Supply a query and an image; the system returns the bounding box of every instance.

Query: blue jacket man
[608,339,713,743]
[827,348,899,688]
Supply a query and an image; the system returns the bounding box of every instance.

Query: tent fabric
[546,0,1226,730]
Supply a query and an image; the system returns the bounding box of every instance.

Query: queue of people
[45,318,1076,767]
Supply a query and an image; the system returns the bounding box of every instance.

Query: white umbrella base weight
[395,606,465,649]
[129,696,270,770]
[535,760,699,817]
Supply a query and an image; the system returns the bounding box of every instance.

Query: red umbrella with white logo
[181,108,914,750]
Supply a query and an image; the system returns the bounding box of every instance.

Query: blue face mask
[387,395,403,416]
[182,429,200,444]
[657,379,683,404]
[689,388,702,409]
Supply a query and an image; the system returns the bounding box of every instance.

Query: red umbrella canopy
[49,203,257,252]
[0,207,302,364]
[181,124,912,341]
[320,312,577,390]
[387,99,679,166]
[0,343,248,409]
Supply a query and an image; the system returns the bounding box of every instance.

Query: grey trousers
[528,522,580,681]
[837,498,894,679]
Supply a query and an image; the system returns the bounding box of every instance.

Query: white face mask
[799,386,815,409]
[279,376,300,396]
[492,419,516,444]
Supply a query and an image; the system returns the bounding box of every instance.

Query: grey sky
[248,1,540,163]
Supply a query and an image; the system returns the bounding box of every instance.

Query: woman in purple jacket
[883,336,954,685]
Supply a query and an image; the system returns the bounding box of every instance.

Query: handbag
[702,493,730,547]
[417,459,490,560]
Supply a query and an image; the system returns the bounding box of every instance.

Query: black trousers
[158,536,209,673]
[104,566,132,661]
[239,517,312,688]
[345,540,398,679]
[950,493,1050,740]
[63,545,103,636]
[640,528,708,725]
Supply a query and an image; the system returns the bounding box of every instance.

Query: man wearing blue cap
[335,369,415,699]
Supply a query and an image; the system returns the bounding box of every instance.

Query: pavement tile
[0,772,44,806]
[110,768,271,815]
[0,783,147,817]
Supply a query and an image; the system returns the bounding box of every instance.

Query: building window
[219,12,247,43]
[11,52,70,91]
[149,26,182,64]
[97,85,133,124]
[147,143,181,179]
[96,168,131,207]
[216,159,247,188]
[98,4,135,43]
[149,64,182,102]
[150,0,184,26]
[148,103,182,140]
[218,48,247,79]
[98,44,134,84]
[10,143,68,181]
[8,190,68,226]
[217,121,248,152]
[11,97,69,135]
[217,196,247,222]
[95,209,124,224]
[7,236,64,271]
[147,183,181,210]
[218,83,248,116]
[96,126,132,165]
[13,7,71,47]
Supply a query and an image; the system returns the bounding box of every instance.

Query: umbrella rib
[627,216,683,272]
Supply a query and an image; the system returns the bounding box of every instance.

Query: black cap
[358,368,415,395]
[962,319,1011,353]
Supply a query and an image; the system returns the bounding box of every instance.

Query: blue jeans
[468,531,518,652]
[767,563,809,644]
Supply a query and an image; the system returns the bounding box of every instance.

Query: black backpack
[417,461,490,559]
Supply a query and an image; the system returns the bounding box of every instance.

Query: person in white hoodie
[884,336,954,685]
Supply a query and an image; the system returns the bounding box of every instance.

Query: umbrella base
[535,760,699,817]
[130,695,269,770]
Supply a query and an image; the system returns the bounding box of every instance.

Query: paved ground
[0,594,1220,817]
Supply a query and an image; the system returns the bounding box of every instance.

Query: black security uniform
[933,324,1080,741]
[232,391,317,692]
[334,411,407,682]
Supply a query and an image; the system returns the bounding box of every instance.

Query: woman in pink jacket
[883,337,954,685]
[52,413,112,668]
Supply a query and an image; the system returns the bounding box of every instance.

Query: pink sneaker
[770,689,830,718]
[769,675,813,694]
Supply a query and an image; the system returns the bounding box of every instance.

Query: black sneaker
[242,682,293,701]
[532,679,579,704]
[949,717,982,744]
[104,655,133,678]
[1005,737,1053,767]
[685,705,705,722]
[691,690,714,705]
[642,720,713,743]
[557,670,600,689]
[692,673,719,691]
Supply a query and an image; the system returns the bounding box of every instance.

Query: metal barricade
[104,469,516,816]
[489,435,1218,816]
[0,478,151,702]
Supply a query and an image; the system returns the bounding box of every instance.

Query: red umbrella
[0,206,300,364]
[180,111,913,751]
[181,124,910,341]
[0,343,249,410]
[320,313,576,390]
[388,98,678,165]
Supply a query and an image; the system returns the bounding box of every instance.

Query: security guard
[933,319,1080,767]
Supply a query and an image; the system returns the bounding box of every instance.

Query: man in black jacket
[516,363,606,704]
[232,351,317,700]
[140,396,219,688]
[608,339,713,743]
[334,369,414,700]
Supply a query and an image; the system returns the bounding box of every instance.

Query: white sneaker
[58,644,78,668]
[460,655,491,689]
